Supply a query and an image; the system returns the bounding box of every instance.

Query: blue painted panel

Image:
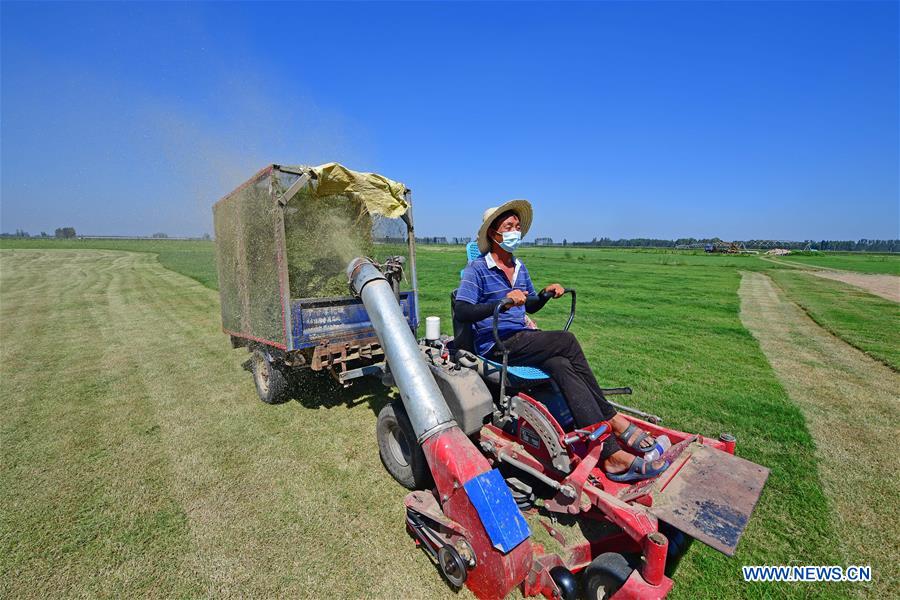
[290,291,417,350]
[463,469,530,554]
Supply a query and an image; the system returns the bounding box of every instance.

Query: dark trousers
[491,329,621,458]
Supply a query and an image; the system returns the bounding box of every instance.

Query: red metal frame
[222,327,287,351]
[212,164,274,208]
[430,393,734,600]
[421,427,533,599]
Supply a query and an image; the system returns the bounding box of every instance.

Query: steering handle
[539,288,576,331]
[492,297,515,352]
[491,286,577,353]
[562,288,576,331]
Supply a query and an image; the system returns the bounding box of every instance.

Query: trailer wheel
[582,552,633,600]
[377,400,432,490]
[251,349,290,404]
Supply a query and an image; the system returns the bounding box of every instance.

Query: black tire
[376,400,432,490]
[658,521,694,577]
[251,348,290,404]
[582,552,633,600]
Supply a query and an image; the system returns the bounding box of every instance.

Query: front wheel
[376,400,432,490]
[251,348,290,404]
[582,552,633,600]
[659,520,694,577]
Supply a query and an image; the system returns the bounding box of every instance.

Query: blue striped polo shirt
[456,252,537,356]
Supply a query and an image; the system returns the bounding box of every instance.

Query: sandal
[606,456,670,483]
[619,423,669,456]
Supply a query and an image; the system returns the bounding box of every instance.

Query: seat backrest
[452,241,484,353]
[449,289,476,354]
[465,240,481,262]
[460,241,482,278]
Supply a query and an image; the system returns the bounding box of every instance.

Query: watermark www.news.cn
[743,565,872,582]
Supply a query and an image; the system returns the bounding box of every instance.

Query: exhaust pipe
[346,258,456,442]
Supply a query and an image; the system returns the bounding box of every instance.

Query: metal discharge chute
[346,258,455,441]
[347,257,533,599]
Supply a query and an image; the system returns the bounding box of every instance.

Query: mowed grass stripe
[769,270,900,371]
[1,249,456,599]
[1,251,196,596]
[775,253,900,276]
[739,272,900,597]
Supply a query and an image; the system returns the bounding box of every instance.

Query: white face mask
[497,230,522,252]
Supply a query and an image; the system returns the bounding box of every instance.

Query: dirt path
[761,256,900,302]
[739,271,899,594]
[0,250,456,599]
[759,255,806,269]
[808,270,900,303]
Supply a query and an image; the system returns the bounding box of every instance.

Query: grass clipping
[284,193,375,298]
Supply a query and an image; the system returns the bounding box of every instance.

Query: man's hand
[505,289,528,306]
[543,283,565,298]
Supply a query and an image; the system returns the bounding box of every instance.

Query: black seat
[449,289,476,356]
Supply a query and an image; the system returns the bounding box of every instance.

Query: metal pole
[402,192,420,332]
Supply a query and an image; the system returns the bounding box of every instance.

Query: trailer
[212,163,419,401]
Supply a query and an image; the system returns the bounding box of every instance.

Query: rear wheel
[251,348,290,404]
[377,400,432,490]
[582,552,633,600]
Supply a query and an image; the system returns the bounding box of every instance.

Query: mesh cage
[213,167,286,346]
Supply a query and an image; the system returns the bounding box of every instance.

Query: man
[454,200,668,482]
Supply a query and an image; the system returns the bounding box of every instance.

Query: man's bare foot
[602,450,666,475]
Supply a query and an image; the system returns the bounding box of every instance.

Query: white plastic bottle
[425,316,441,341]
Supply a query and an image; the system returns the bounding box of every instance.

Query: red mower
[350,255,769,600]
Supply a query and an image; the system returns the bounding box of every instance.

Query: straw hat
[476,199,533,254]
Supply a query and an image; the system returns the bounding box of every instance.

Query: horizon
[3,229,898,249]
[2,2,898,240]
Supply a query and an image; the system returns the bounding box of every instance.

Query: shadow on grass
[287,369,397,418]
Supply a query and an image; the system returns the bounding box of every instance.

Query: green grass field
[0,238,219,288]
[776,252,900,274]
[770,270,899,371]
[2,239,896,598]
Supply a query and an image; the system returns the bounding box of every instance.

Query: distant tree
[40,231,49,238]
[151,232,169,238]
[15,229,30,238]
[201,233,211,241]
[55,227,76,239]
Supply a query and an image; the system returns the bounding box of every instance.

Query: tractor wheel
[376,400,432,490]
[251,349,290,405]
[582,552,633,600]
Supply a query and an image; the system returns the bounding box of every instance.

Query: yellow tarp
[312,162,409,219]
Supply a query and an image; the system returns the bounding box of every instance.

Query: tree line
[576,237,899,252]
[3,229,897,252]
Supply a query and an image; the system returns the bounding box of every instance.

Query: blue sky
[2,1,897,240]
